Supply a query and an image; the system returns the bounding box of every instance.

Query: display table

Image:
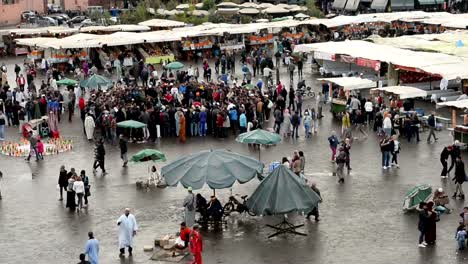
[0,138,73,157]
[330,98,347,118]
[146,54,175,64]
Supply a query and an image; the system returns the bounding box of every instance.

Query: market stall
[437,99,468,143]
[318,77,376,118]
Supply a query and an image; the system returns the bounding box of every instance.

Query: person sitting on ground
[206,195,223,221]
[175,222,191,250]
[433,187,451,214]
[77,253,90,264]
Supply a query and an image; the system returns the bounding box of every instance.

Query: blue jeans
[458,240,465,250]
[304,124,310,137]
[382,151,390,167]
[191,122,198,136]
[384,128,392,137]
[419,231,425,244]
[0,125,4,140]
[199,122,206,136]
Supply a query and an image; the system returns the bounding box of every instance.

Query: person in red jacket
[216,112,224,138]
[189,225,203,264]
[17,74,26,91]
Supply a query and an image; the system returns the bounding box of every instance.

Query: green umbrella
[165,61,184,70]
[243,83,256,90]
[246,165,322,238]
[56,78,78,86]
[79,74,111,89]
[161,149,263,191]
[130,149,166,162]
[236,129,281,160]
[403,184,432,210]
[117,120,147,129]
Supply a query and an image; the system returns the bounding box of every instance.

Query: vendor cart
[318,77,376,118]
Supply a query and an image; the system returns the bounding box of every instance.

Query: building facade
[63,0,89,11]
[0,0,46,26]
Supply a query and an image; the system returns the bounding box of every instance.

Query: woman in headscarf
[424,201,438,245]
[280,108,291,138]
[179,112,186,143]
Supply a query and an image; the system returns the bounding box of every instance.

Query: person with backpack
[335,147,347,183]
[328,131,339,161]
[183,187,196,227]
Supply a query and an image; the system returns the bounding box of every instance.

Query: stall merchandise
[0,138,73,157]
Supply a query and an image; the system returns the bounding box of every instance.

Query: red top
[79,97,86,110]
[180,227,191,242]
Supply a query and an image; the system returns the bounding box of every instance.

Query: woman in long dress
[179,112,186,143]
[425,201,437,245]
[280,109,291,137]
[66,174,76,211]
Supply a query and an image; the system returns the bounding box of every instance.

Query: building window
[2,0,16,4]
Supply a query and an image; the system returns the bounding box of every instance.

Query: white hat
[438,187,443,192]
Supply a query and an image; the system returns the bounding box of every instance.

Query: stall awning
[371,86,428,99]
[418,0,443,5]
[332,0,348,10]
[371,0,389,10]
[437,99,468,109]
[391,0,414,10]
[317,77,377,90]
[345,0,361,11]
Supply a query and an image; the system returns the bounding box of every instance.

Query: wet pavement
[1,57,468,264]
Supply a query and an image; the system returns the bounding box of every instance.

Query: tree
[202,0,215,11]
[305,0,324,18]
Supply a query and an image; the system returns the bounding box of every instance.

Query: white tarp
[138,19,186,28]
[295,40,468,80]
[371,86,428,99]
[317,77,376,90]
[437,99,468,109]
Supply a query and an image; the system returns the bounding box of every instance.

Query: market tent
[97,32,145,46]
[138,19,186,28]
[101,24,151,32]
[48,33,103,49]
[258,3,274,9]
[15,37,57,48]
[161,149,263,190]
[371,86,427,99]
[317,77,376,91]
[190,10,210,16]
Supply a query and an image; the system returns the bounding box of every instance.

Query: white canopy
[239,8,260,15]
[176,3,190,10]
[240,2,258,8]
[48,33,103,49]
[318,77,376,90]
[437,99,468,109]
[294,13,310,18]
[371,86,428,99]
[138,19,186,28]
[263,6,290,14]
[217,2,239,7]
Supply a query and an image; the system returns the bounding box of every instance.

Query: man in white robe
[183,187,196,227]
[117,208,138,257]
[84,114,95,140]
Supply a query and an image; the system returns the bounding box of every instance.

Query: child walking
[455,224,466,251]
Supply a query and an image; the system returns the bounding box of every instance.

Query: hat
[438,188,443,192]
[187,187,193,191]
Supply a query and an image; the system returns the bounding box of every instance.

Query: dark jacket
[440,147,450,161]
[119,138,128,155]
[58,170,68,187]
[427,115,436,128]
[418,210,429,231]
[453,160,466,184]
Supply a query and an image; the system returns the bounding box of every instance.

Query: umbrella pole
[258,148,261,161]
[213,189,216,196]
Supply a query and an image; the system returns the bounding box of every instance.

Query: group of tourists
[58,165,91,212]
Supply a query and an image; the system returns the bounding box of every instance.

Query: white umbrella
[290,6,304,12]
[294,13,310,18]
[175,3,190,10]
[240,2,259,8]
[217,7,240,14]
[256,18,269,23]
[263,6,290,14]
[195,3,204,9]
[258,3,274,9]
[217,2,239,8]
[239,8,260,15]
[276,3,291,9]
[191,10,210,16]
